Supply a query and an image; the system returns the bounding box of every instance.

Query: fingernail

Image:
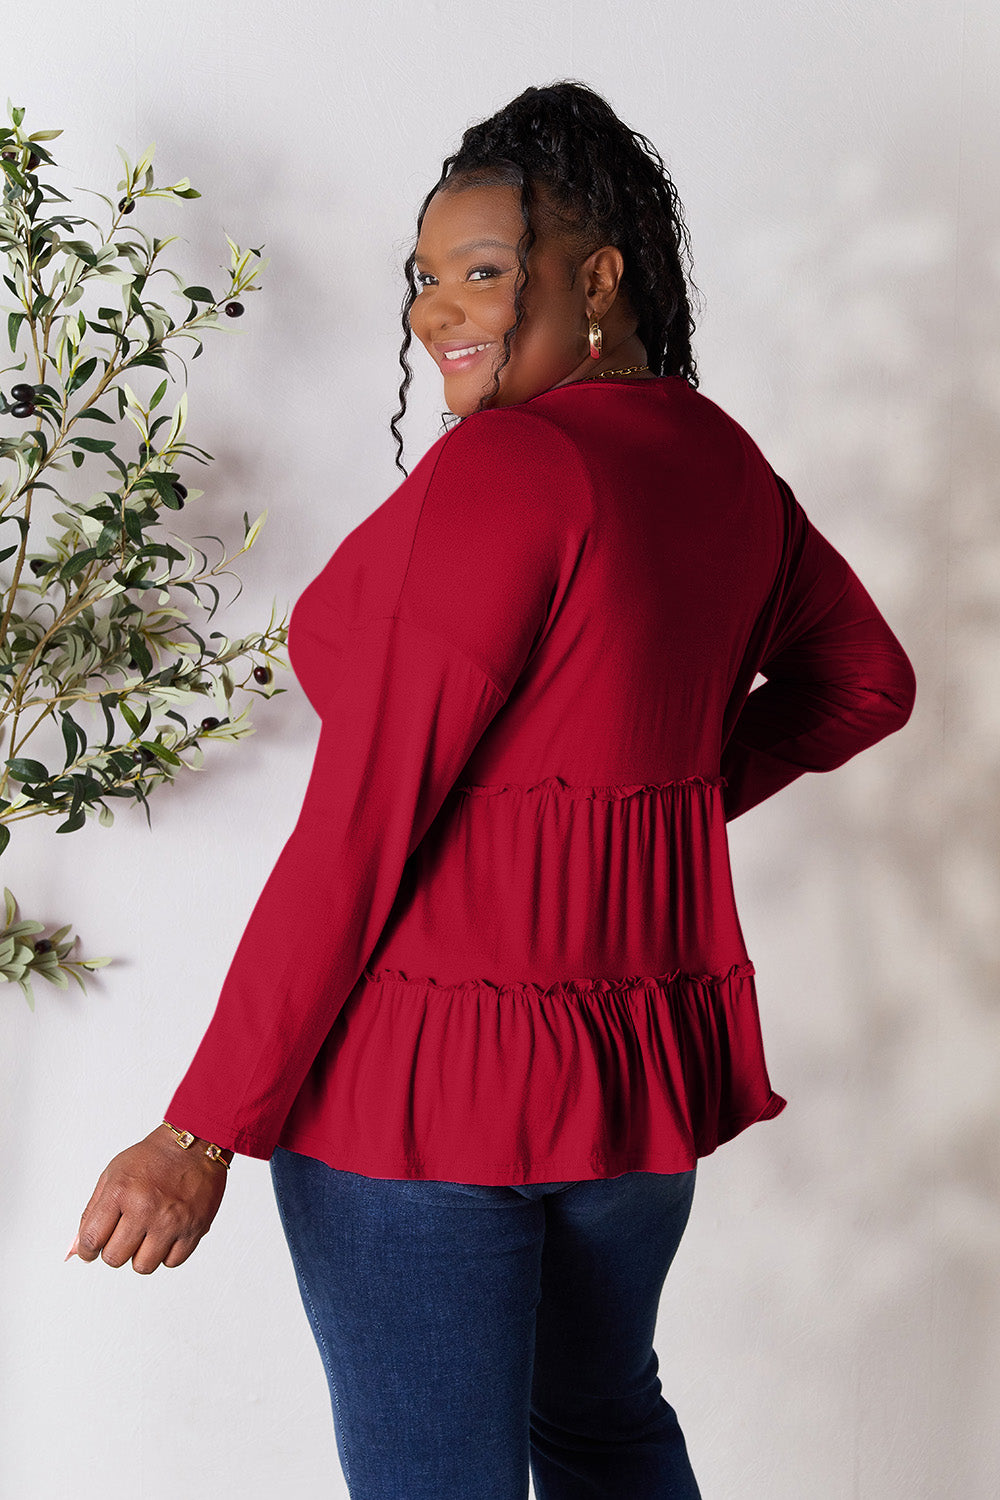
[65,1236,79,1261]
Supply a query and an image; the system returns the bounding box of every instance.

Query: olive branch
[0,99,285,1007]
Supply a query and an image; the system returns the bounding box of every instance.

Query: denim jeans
[269,1146,701,1500]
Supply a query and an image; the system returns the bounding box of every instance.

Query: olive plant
[0,100,285,1007]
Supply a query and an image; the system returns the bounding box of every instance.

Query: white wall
[2,2,997,1496]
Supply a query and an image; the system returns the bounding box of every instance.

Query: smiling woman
[392,82,698,461]
[72,77,916,1500]
[407,178,657,413]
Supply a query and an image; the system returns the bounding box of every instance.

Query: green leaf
[7,311,24,353]
[119,700,142,735]
[5,757,49,783]
[68,435,117,453]
[148,377,168,410]
[59,548,98,579]
[56,807,87,834]
[60,711,85,770]
[1,155,27,187]
[0,824,9,856]
[66,355,98,394]
[128,629,153,677]
[124,351,170,372]
[146,472,183,507]
[16,480,61,496]
[62,241,100,266]
[139,739,182,767]
[23,428,48,461]
[98,693,117,748]
[94,521,121,556]
[122,509,144,544]
[75,405,116,422]
[181,285,215,302]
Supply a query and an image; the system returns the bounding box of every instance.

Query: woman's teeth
[444,343,490,360]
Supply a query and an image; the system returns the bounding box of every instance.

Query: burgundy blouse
[165,375,916,1184]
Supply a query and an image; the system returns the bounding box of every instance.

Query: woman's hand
[68,1124,230,1273]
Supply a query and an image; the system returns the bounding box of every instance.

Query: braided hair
[390,79,704,476]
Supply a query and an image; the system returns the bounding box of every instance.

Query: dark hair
[389,79,704,476]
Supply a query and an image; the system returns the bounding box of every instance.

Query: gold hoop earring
[588,311,603,360]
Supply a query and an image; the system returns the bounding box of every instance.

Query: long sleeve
[164,617,506,1157]
[164,408,581,1158]
[721,470,916,821]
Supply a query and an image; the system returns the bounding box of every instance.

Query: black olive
[200,716,221,731]
[34,938,54,954]
[27,152,40,171]
[224,301,244,317]
[11,383,34,401]
[12,402,35,419]
[252,664,271,685]
[118,197,135,214]
[29,558,47,575]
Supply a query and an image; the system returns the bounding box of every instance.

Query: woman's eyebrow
[414,238,516,265]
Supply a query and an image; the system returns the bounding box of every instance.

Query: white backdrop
[2,3,997,1497]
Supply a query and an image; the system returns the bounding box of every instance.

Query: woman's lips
[437,342,495,371]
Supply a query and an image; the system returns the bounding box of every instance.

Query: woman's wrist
[160,1119,234,1169]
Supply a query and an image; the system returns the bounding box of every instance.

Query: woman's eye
[415,265,499,288]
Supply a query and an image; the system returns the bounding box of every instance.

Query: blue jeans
[269,1146,701,1499]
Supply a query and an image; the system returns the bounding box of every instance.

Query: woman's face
[409,182,641,415]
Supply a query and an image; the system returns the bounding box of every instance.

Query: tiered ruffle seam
[455,773,727,800]
[362,958,755,998]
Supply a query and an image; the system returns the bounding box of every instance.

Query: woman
[70,81,916,1499]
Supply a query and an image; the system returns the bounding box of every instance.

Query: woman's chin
[444,380,503,415]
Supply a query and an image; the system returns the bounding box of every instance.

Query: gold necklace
[581,364,652,381]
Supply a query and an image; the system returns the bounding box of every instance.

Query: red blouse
[165,375,916,1184]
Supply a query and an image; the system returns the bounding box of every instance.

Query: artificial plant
[0,99,285,1007]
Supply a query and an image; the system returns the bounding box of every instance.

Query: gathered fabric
[165,375,915,1183]
[279,773,785,1183]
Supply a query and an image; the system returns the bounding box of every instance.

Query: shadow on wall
[711,111,1000,1499]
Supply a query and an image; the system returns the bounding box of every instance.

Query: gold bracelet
[161,1119,232,1170]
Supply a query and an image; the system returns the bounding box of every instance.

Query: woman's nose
[420,284,469,322]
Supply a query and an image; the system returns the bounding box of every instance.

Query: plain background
[2,3,997,1496]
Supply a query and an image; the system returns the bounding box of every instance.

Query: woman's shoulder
[415,404,594,535]
[432,401,590,471]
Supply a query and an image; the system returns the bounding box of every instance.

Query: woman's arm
[163,407,581,1158]
[721,472,916,821]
